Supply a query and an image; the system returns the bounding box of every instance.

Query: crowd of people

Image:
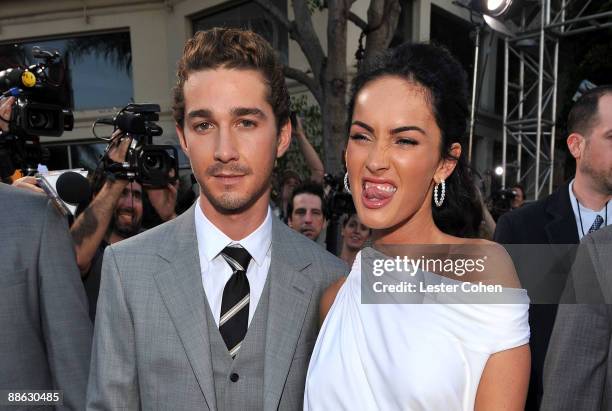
[1,25,611,411]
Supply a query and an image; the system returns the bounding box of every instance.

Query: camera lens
[144,154,162,170]
[28,109,53,129]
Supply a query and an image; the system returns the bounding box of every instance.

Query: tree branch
[253,0,293,32]
[363,0,401,67]
[290,0,326,84]
[283,66,322,105]
[254,0,325,85]
[348,11,368,31]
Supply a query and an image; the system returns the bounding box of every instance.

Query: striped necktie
[219,244,252,358]
[588,215,604,234]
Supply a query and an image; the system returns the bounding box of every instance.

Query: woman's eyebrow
[351,120,374,132]
[391,125,427,136]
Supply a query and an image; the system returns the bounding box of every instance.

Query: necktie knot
[221,244,252,273]
[588,215,604,233]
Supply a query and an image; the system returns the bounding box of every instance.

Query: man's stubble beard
[580,146,612,196]
[111,213,142,239]
[200,164,274,215]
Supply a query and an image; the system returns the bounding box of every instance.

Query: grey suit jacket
[542,225,612,411]
[0,183,93,411]
[86,204,348,410]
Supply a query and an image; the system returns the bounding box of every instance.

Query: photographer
[0,96,14,132]
[511,184,525,209]
[72,130,177,321]
[1,95,46,192]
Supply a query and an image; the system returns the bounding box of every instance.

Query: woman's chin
[355,210,396,232]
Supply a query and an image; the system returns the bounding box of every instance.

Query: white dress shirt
[194,200,272,326]
[568,179,609,240]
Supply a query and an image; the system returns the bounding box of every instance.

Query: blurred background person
[511,184,525,209]
[494,85,612,410]
[541,225,612,411]
[292,114,324,185]
[272,113,325,221]
[339,212,370,266]
[273,169,301,221]
[287,181,327,243]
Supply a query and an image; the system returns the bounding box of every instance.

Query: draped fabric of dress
[304,247,530,411]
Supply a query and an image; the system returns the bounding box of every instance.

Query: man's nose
[304,211,313,223]
[214,127,240,163]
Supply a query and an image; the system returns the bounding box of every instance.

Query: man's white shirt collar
[194,199,272,266]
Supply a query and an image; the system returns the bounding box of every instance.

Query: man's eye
[239,119,256,128]
[194,122,212,132]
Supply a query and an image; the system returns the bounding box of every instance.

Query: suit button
[230,373,239,382]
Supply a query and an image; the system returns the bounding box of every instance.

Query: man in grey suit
[541,225,612,410]
[0,182,93,410]
[86,27,348,410]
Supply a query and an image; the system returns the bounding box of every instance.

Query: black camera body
[489,188,517,221]
[0,47,74,138]
[96,103,178,188]
[10,97,74,137]
[324,173,355,220]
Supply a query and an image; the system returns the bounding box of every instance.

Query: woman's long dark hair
[347,42,483,237]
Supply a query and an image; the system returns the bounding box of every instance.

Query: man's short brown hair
[172,27,290,132]
[567,85,612,137]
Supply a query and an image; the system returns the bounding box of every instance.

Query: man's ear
[567,133,585,160]
[276,119,292,158]
[287,215,294,228]
[176,124,189,158]
[434,143,461,182]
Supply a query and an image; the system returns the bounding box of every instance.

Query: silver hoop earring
[344,172,351,194]
[434,179,445,207]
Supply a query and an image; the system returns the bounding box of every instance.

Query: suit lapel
[264,218,315,410]
[152,205,217,411]
[545,182,580,244]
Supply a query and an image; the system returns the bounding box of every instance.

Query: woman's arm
[475,344,531,411]
[294,116,325,184]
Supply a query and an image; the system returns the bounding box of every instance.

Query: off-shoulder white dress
[304,247,530,411]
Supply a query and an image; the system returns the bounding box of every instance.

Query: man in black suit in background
[494,85,612,410]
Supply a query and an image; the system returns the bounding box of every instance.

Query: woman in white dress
[304,42,530,410]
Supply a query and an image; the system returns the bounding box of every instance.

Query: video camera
[324,173,355,221]
[0,46,74,137]
[0,47,73,179]
[489,188,517,221]
[94,103,178,188]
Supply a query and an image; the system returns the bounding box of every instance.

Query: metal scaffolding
[501,0,612,199]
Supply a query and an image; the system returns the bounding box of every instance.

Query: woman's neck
[371,206,446,246]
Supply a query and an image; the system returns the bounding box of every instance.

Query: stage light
[467,0,516,19]
[495,166,504,176]
[484,0,514,17]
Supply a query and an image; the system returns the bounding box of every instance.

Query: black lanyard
[576,199,608,238]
